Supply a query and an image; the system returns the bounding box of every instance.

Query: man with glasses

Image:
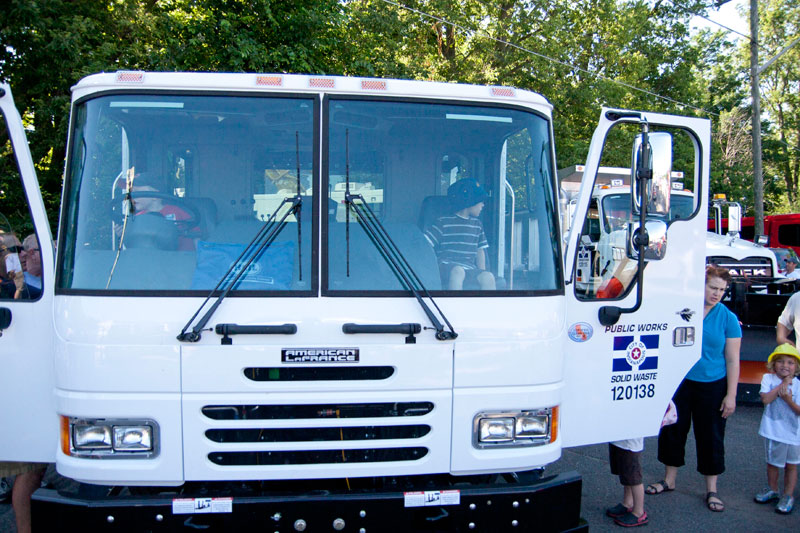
[19,234,42,299]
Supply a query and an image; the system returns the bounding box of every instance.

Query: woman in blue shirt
[646,266,741,512]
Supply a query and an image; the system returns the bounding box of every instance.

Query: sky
[690,0,750,38]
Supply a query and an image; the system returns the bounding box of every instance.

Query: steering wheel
[110,191,201,232]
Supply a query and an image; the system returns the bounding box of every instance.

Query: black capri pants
[657,377,728,476]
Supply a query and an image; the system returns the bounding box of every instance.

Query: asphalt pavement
[1,404,796,532]
[550,403,798,532]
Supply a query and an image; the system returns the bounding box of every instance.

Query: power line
[684,1,752,42]
[378,0,719,117]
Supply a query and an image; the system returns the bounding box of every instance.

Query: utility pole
[750,0,764,236]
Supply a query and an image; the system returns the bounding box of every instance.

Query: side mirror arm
[599,123,650,326]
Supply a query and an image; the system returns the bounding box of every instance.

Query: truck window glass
[574,124,700,300]
[0,111,43,300]
[57,95,315,293]
[325,99,561,294]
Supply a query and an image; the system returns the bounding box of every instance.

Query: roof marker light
[491,87,516,98]
[116,71,145,84]
[361,80,387,91]
[309,77,335,88]
[256,75,283,87]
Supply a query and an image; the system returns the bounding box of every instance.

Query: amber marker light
[549,406,559,444]
[60,416,71,456]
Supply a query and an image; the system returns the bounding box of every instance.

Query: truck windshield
[325,99,561,294]
[58,94,315,293]
[57,92,561,295]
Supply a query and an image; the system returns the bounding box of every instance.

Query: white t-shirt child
[759,373,800,445]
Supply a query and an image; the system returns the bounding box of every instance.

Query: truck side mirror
[728,203,742,234]
[627,220,668,261]
[631,132,673,218]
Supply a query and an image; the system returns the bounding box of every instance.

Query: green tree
[0,0,345,233]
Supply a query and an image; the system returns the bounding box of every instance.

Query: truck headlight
[478,417,514,442]
[473,407,557,448]
[62,417,159,458]
[113,426,153,451]
[73,424,112,450]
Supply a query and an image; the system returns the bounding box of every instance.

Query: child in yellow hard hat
[754,343,800,514]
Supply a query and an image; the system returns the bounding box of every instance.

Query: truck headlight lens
[478,417,514,442]
[73,424,112,450]
[473,408,556,448]
[113,426,153,451]
[516,415,548,437]
[62,416,158,458]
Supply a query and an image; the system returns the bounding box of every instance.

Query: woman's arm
[777,323,795,347]
[720,336,741,418]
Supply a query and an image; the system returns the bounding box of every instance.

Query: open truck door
[561,109,710,447]
[0,83,56,461]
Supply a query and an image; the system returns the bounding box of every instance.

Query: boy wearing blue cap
[754,343,800,514]
[424,179,495,290]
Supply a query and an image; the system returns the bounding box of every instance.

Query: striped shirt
[424,214,488,269]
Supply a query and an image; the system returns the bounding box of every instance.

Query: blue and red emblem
[612,334,659,371]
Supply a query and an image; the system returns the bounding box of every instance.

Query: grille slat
[244,367,394,381]
[202,402,434,420]
[209,447,428,466]
[205,425,431,443]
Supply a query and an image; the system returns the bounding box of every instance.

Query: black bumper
[33,471,586,532]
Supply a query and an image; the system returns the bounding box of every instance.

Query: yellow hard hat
[768,343,800,366]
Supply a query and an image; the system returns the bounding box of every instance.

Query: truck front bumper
[32,471,586,532]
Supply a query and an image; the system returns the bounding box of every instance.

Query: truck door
[0,84,57,461]
[561,109,710,447]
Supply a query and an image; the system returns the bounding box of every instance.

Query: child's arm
[778,380,800,415]
[477,247,486,270]
[762,385,782,405]
[762,378,783,405]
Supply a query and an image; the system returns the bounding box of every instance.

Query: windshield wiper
[342,131,457,341]
[177,194,301,342]
[178,133,305,343]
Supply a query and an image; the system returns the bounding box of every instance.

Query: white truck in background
[0,73,711,531]
[560,166,778,296]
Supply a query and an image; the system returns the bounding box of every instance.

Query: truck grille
[201,402,433,467]
[707,256,773,278]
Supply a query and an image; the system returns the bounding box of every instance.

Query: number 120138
[612,383,655,401]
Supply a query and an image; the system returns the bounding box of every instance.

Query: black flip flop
[706,491,724,512]
[645,480,674,495]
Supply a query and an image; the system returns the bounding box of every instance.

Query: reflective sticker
[568,322,593,342]
[404,490,460,507]
[172,497,233,514]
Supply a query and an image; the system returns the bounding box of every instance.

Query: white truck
[563,170,777,296]
[0,73,710,531]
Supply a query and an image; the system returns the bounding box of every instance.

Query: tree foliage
[2,0,798,230]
